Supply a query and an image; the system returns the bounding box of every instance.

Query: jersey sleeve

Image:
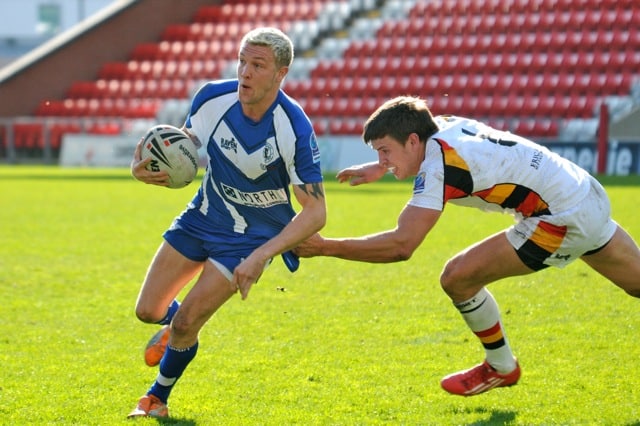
[292,131,322,184]
[407,139,446,211]
[185,80,237,142]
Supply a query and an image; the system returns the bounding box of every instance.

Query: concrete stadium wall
[0,0,217,118]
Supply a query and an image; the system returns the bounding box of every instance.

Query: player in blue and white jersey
[128,27,326,418]
[295,96,640,397]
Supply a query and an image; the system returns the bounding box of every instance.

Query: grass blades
[1,166,639,425]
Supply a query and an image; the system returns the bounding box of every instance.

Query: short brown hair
[363,96,439,145]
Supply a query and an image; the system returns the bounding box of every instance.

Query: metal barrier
[0,117,128,164]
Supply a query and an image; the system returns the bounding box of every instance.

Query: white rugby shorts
[506,175,617,270]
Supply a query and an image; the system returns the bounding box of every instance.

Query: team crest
[260,140,276,170]
[413,171,426,194]
[263,142,275,163]
[309,134,321,163]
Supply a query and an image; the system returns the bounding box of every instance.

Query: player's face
[237,43,286,117]
[370,134,424,180]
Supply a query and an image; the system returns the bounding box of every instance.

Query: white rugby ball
[140,124,198,189]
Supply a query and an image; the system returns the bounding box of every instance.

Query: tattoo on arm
[296,182,324,199]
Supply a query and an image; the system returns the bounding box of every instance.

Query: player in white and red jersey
[294,96,640,397]
[128,28,326,418]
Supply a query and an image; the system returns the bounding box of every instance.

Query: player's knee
[439,258,461,296]
[611,275,640,298]
[170,312,198,339]
[440,257,482,301]
[135,307,157,324]
[134,303,164,324]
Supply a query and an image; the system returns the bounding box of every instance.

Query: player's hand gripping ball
[140,125,199,189]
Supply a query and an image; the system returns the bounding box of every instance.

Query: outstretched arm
[232,182,327,299]
[295,205,441,263]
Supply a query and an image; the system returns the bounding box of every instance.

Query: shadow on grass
[459,407,518,425]
[155,417,196,426]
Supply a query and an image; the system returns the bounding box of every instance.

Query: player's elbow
[387,231,420,261]
[399,249,415,261]
[311,207,327,233]
[391,243,416,262]
[318,210,327,230]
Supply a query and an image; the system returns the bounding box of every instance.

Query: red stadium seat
[49,123,82,150]
[192,6,223,23]
[312,119,328,136]
[328,118,362,135]
[87,121,122,135]
[13,123,44,153]
[130,43,160,60]
[25,0,640,136]
[66,81,98,99]
[98,62,128,80]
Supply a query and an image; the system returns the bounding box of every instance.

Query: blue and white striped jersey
[182,79,322,240]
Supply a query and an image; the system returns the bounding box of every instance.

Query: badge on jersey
[413,171,426,194]
[309,134,321,164]
[261,141,276,169]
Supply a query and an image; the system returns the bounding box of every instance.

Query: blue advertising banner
[544,141,640,176]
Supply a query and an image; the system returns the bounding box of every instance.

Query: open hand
[336,162,386,186]
[293,233,325,258]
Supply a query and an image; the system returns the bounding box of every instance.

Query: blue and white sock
[147,341,199,404]
[155,300,180,326]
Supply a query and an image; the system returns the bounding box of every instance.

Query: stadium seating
[293,0,639,137]
[24,0,640,153]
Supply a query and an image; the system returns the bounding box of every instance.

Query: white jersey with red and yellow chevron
[409,115,616,269]
[409,115,591,219]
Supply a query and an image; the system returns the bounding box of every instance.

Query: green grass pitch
[1,166,639,425]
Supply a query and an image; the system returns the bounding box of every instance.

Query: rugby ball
[140,124,198,189]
